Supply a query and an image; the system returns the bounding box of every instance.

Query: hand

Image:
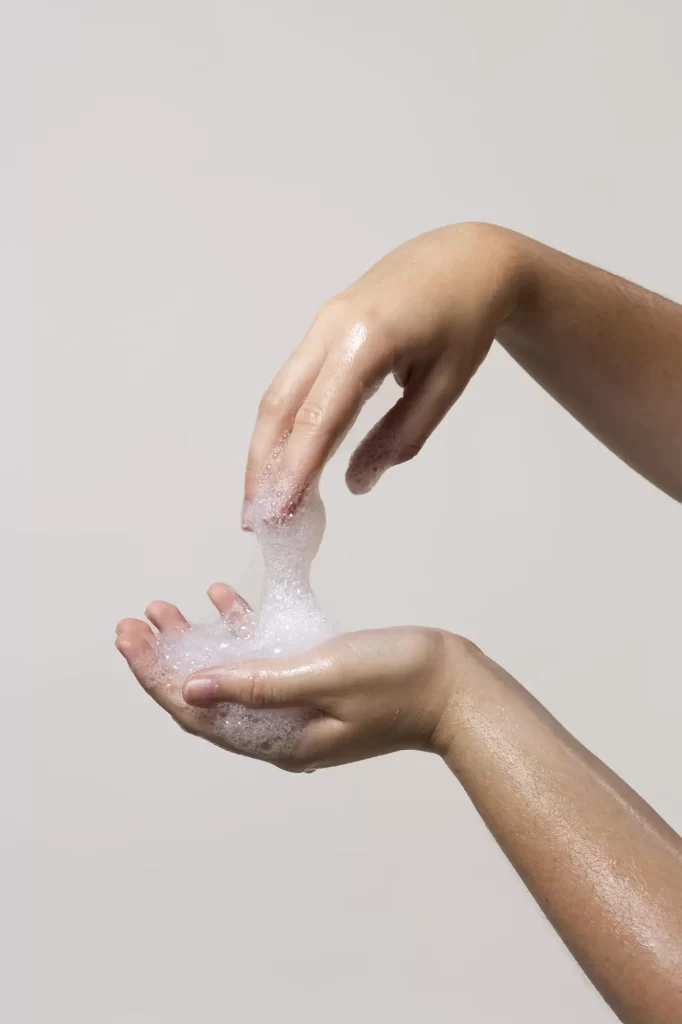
[244,222,524,519]
[117,595,682,1022]
[181,621,466,771]
[116,589,467,770]
[116,583,256,753]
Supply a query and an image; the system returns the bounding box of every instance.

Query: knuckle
[294,400,328,433]
[258,387,288,419]
[357,305,389,338]
[318,292,349,322]
[245,670,275,709]
[319,296,393,349]
[332,640,359,672]
[395,441,424,464]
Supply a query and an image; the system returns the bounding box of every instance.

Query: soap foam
[153,469,334,759]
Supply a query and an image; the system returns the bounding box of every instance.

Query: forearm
[436,642,682,1023]
[493,229,682,500]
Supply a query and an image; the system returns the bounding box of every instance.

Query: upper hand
[244,222,524,519]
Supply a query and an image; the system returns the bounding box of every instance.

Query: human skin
[117,224,682,1021]
[242,222,682,517]
[117,602,682,1024]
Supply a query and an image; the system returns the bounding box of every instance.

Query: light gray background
[1,2,680,1022]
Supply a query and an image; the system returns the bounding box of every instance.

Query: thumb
[182,650,341,708]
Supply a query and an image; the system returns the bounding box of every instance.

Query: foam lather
[154,476,332,758]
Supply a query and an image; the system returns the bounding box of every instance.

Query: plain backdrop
[1,2,680,1022]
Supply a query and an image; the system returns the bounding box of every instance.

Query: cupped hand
[244,222,525,520]
[116,583,467,770]
[181,621,469,771]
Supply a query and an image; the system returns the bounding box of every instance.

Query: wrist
[428,633,525,776]
[445,222,533,326]
[427,632,483,760]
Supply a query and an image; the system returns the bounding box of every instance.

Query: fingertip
[115,634,132,654]
[116,617,137,635]
[345,472,372,496]
[116,618,156,645]
[146,601,189,633]
[116,629,154,668]
[345,461,385,495]
[208,583,253,625]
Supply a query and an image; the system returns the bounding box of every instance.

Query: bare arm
[499,232,682,499]
[435,644,682,1023]
[244,223,682,513]
[121,619,682,1022]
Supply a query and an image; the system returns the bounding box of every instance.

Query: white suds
[153,471,333,758]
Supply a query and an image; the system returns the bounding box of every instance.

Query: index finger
[275,323,389,512]
[243,335,325,510]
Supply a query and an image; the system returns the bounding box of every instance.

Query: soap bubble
[153,462,334,758]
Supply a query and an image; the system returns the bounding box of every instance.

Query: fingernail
[241,499,252,532]
[183,677,220,704]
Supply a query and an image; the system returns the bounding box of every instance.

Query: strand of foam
[153,474,333,758]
